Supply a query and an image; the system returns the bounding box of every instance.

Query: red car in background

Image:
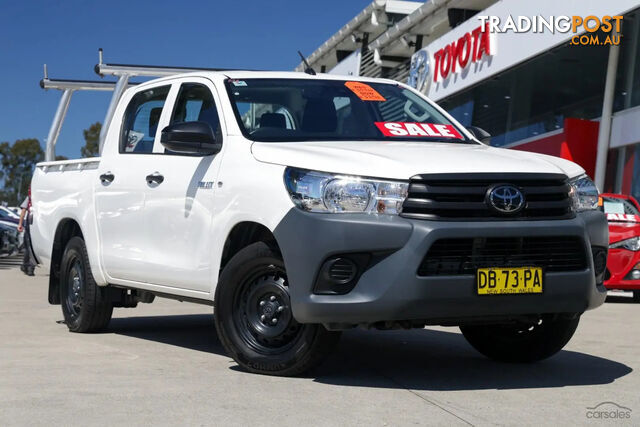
[600,193,640,302]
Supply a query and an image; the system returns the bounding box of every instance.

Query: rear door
[138,77,225,292]
[94,83,172,282]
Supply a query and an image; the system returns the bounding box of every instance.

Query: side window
[170,83,222,144]
[120,86,170,153]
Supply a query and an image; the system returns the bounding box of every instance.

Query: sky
[0,0,371,159]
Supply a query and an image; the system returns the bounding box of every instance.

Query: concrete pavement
[1,255,639,426]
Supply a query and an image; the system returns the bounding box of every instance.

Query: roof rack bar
[94,48,263,77]
[40,62,139,161]
[98,74,129,153]
[95,62,235,77]
[40,77,131,91]
[45,89,73,161]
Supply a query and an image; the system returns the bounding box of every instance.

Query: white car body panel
[251,140,585,179]
[30,159,107,285]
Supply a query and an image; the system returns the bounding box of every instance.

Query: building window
[614,8,640,113]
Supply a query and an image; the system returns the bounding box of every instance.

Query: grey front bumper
[273,209,608,325]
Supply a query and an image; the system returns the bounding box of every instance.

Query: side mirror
[160,121,222,155]
[466,126,491,145]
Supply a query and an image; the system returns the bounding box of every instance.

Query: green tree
[0,138,44,205]
[81,122,101,158]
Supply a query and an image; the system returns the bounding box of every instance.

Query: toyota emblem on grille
[486,185,525,214]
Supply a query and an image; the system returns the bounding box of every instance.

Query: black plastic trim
[402,172,573,221]
[108,284,213,306]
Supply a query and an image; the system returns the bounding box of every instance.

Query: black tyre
[460,315,580,363]
[60,236,113,332]
[633,291,640,303]
[214,242,340,376]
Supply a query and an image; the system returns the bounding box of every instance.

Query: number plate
[477,267,543,295]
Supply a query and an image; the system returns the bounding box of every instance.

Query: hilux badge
[198,181,214,189]
[487,185,525,214]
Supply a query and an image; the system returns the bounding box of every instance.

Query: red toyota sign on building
[432,23,493,82]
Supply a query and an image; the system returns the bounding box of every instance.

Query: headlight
[284,167,408,214]
[610,237,640,251]
[569,175,599,212]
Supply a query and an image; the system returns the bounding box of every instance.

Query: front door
[139,79,225,292]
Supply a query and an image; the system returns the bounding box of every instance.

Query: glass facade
[613,9,640,201]
[440,40,610,147]
[614,8,640,112]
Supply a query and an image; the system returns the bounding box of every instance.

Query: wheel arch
[48,218,84,304]
[219,221,280,278]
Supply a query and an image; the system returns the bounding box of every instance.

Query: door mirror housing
[160,121,222,155]
[466,126,491,145]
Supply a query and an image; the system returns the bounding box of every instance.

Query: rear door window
[120,86,170,154]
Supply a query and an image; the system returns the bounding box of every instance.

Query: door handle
[99,172,115,184]
[146,172,164,185]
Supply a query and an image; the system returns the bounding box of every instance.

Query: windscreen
[225,78,470,143]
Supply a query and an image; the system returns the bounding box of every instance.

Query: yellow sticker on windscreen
[344,81,386,101]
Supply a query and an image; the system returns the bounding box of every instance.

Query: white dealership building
[298,0,640,198]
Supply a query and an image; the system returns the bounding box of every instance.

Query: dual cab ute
[31,70,608,375]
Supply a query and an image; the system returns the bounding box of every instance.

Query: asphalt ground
[1,255,639,426]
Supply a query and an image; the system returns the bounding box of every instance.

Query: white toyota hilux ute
[31,71,608,375]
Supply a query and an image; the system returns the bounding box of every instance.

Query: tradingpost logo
[478,15,622,46]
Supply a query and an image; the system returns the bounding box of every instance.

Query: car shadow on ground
[107,313,632,391]
[109,314,225,354]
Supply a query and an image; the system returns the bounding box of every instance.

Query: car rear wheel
[460,314,580,363]
[214,242,340,376]
[60,236,113,332]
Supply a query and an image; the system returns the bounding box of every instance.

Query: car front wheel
[214,242,340,376]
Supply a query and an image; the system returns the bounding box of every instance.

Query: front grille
[418,236,588,276]
[401,173,573,221]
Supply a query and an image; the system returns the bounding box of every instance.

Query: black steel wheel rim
[232,264,302,355]
[65,256,84,319]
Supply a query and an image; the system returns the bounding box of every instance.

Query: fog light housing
[314,254,370,295]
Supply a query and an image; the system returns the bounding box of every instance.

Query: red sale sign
[374,122,463,139]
